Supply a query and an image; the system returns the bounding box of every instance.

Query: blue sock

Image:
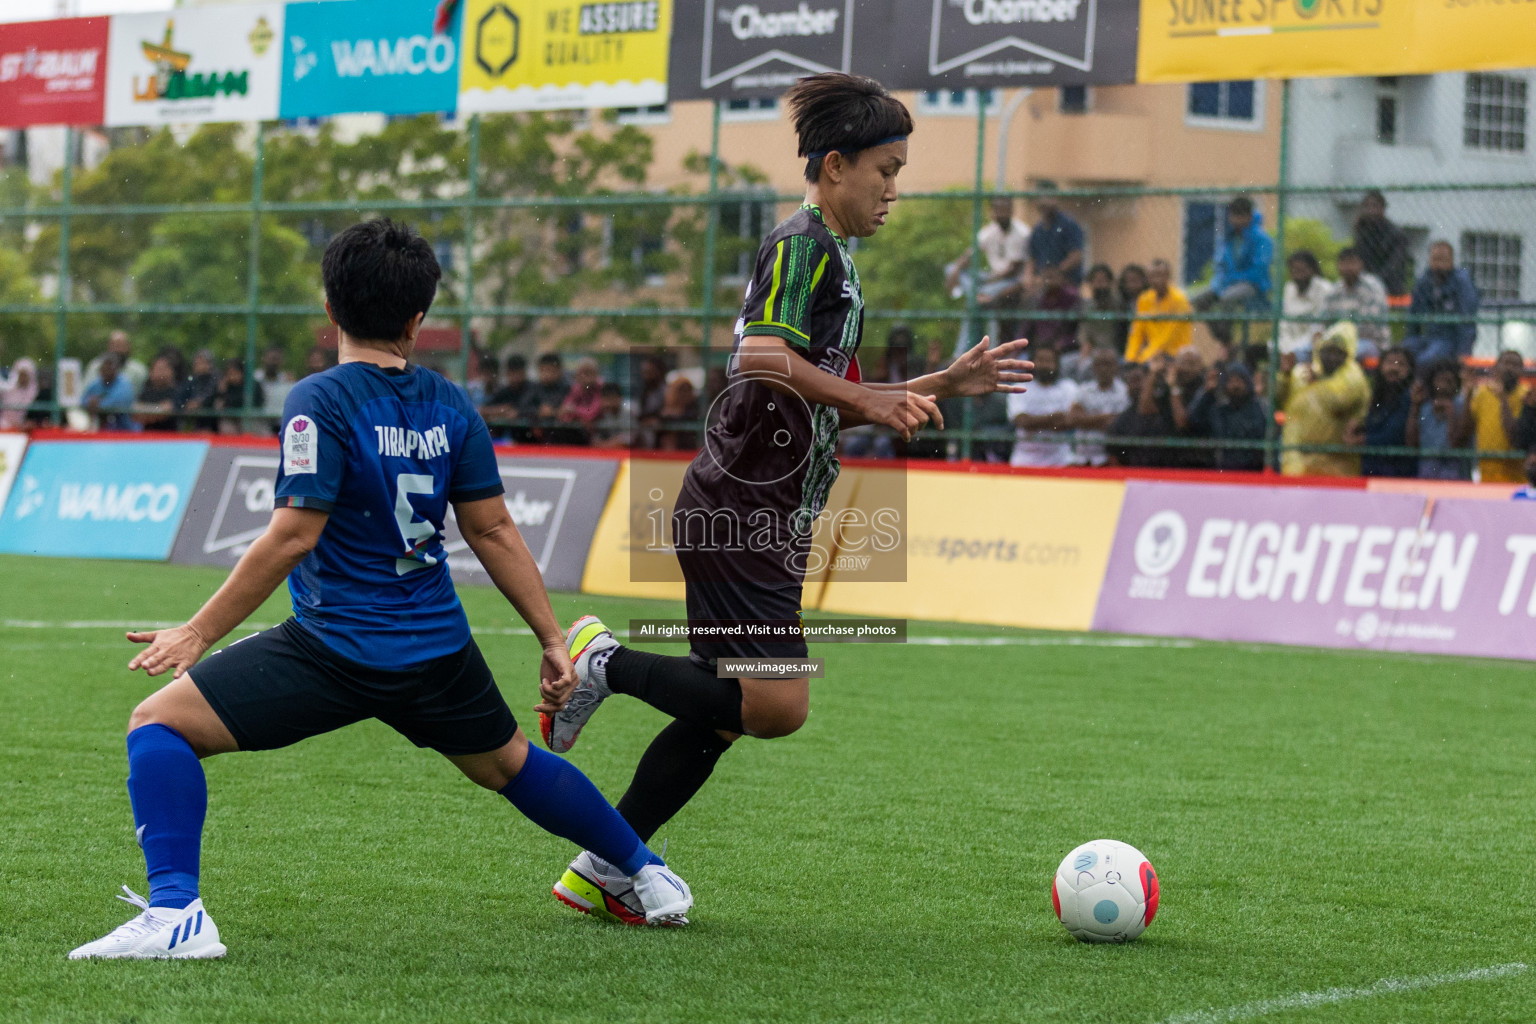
[125,724,206,910]
[499,746,663,877]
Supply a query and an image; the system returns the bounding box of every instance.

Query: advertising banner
[667,0,859,99]
[1137,1,1536,84]
[445,452,619,592]
[458,0,671,114]
[0,440,208,561]
[819,470,1124,631]
[581,458,688,602]
[1094,481,1536,661]
[0,17,109,127]
[168,446,279,569]
[0,433,27,517]
[281,0,462,119]
[104,5,286,127]
[169,445,615,593]
[892,0,1138,90]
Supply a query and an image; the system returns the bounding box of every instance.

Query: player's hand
[534,643,578,714]
[946,335,1033,396]
[126,624,211,679]
[860,389,942,440]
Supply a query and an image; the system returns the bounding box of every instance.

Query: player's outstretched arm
[738,336,942,440]
[126,506,329,678]
[453,495,576,713]
[863,335,1033,400]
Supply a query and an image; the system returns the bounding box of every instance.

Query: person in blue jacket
[1404,239,1481,366]
[1192,196,1274,351]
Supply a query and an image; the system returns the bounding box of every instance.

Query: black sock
[604,647,744,734]
[615,719,734,842]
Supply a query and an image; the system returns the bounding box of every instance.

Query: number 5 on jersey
[394,473,438,576]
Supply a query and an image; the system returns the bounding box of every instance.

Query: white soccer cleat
[552,851,647,925]
[540,615,619,754]
[631,862,693,926]
[68,886,226,960]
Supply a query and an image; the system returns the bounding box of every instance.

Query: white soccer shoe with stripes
[68,886,226,960]
[554,852,693,926]
[631,862,693,926]
[540,615,619,754]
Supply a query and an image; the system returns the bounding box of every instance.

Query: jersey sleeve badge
[283,415,318,475]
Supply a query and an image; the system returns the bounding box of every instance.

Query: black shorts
[190,619,517,757]
[677,547,808,669]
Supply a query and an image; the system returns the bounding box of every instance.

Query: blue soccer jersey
[273,362,504,668]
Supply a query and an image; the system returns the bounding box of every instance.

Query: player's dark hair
[784,73,913,184]
[505,353,527,373]
[537,352,563,368]
[1228,196,1254,217]
[1337,246,1360,262]
[321,218,441,344]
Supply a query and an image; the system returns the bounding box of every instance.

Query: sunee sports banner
[457,0,672,114]
[104,5,286,127]
[1138,0,1536,84]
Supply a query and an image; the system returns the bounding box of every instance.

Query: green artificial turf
[2,554,1533,1023]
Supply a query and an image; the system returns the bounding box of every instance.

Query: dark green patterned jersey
[678,204,864,584]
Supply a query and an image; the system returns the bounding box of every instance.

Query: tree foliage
[12,114,685,367]
[853,192,976,320]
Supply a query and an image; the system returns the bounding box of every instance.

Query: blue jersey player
[69,220,691,960]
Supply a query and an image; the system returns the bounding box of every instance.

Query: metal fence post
[1266,79,1292,473]
[700,99,723,358]
[52,127,73,426]
[961,93,989,461]
[460,114,481,384]
[243,122,266,423]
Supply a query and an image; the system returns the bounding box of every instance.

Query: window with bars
[1464,74,1527,152]
[721,97,778,122]
[1460,232,1523,301]
[917,89,996,116]
[614,104,671,126]
[1375,78,1399,146]
[1186,81,1260,128]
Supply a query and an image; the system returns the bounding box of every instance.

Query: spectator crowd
[0,190,1526,483]
[929,188,1522,482]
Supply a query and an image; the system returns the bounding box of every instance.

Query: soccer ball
[1051,839,1159,943]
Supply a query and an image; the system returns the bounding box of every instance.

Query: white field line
[0,619,1192,649]
[1160,963,1528,1024]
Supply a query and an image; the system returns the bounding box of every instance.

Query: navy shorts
[189,618,518,756]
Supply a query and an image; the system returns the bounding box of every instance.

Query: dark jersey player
[68,219,691,960]
[540,73,1032,921]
